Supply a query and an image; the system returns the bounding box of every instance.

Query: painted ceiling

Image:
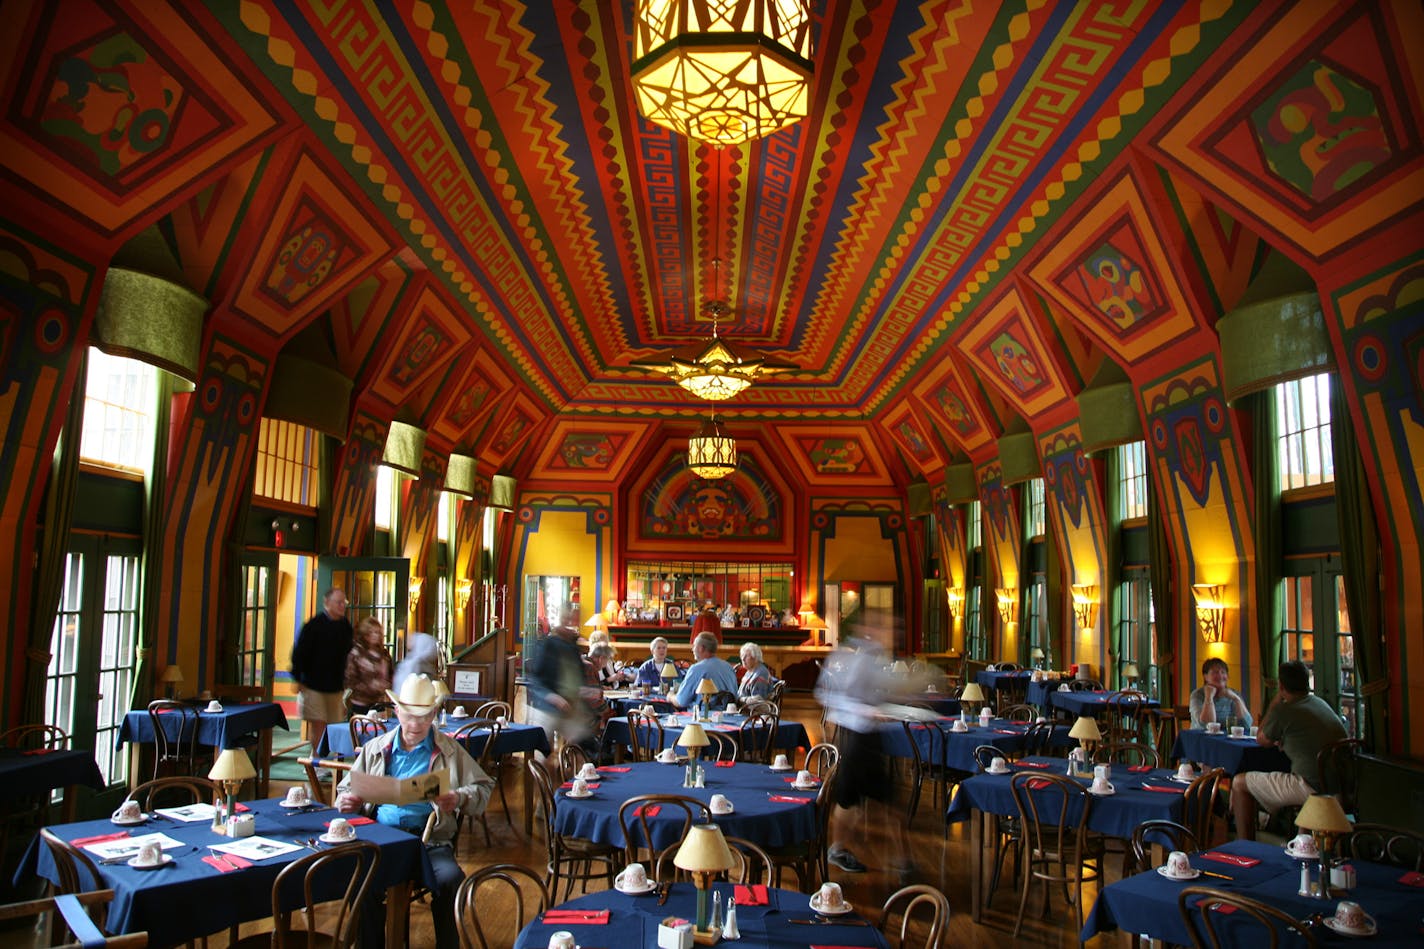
[5,0,1419,489]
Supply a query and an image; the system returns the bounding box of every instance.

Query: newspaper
[349,767,449,805]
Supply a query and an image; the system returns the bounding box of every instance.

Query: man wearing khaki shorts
[291,588,354,742]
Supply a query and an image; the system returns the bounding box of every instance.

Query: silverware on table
[787,917,871,927]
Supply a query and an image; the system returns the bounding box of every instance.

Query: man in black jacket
[291,588,354,743]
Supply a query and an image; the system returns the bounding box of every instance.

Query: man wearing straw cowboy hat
[337,673,493,949]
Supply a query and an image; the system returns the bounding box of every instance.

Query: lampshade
[1030,647,1045,660]
[160,666,185,684]
[672,823,737,873]
[687,415,738,479]
[696,677,719,696]
[1296,794,1352,834]
[584,613,609,630]
[382,420,426,477]
[1068,716,1103,743]
[443,452,477,498]
[959,682,986,703]
[207,748,257,782]
[661,662,679,679]
[678,722,711,749]
[1121,661,1139,679]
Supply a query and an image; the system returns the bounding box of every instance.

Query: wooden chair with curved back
[525,758,620,901]
[124,776,218,813]
[804,741,840,778]
[878,884,951,949]
[145,700,201,781]
[704,731,737,763]
[558,743,590,782]
[1068,679,1104,692]
[1176,886,1319,948]
[616,793,713,869]
[654,835,775,886]
[1181,767,1227,848]
[0,889,145,949]
[766,679,786,709]
[450,717,503,848]
[230,840,381,949]
[1,724,72,859]
[0,723,69,749]
[709,690,738,712]
[474,700,512,721]
[453,863,548,949]
[766,759,838,890]
[1105,689,1148,744]
[1008,771,1104,937]
[626,709,665,762]
[999,704,1037,724]
[737,711,780,765]
[348,714,387,752]
[1095,741,1161,769]
[1016,720,1058,760]
[1338,822,1424,870]
[1130,819,1199,874]
[1316,737,1364,818]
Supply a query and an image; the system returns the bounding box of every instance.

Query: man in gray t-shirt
[1230,660,1347,839]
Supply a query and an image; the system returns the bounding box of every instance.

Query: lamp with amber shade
[678,721,710,788]
[674,823,737,942]
[696,677,719,720]
[1030,647,1045,670]
[661,661,679,696]
[207,749,256,834]
[1296,793,1353,899]
[160,665,184,700]
[1121,660,1140,691]
[959,681,987,720]
[1067,715,1102,776]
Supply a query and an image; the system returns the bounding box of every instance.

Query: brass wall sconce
[995,588,1016,625]
[408,576,424,612]
[1193,583,1226,643]
[455,577,473,611]
[947,587,964,623]
[1071,584,1098,632]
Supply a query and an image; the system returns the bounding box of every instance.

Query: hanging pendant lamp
[687,414,737,479]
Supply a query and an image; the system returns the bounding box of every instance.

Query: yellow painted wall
[518,510,602,626]
[823,517,898,582]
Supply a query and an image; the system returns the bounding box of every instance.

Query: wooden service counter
[607,626,832,689]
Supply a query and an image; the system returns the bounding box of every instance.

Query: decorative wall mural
[770,424,890,487]
[883,404,936,467]
[366,282,468,409]
[957,288,1071,419]
[386,314,449,389]
[802,436,869,475]
[911,360,994,456]
[429,346,512,446]
[1145,374,1230,509]
[1041,431,1089,530]
[550,431,625,470]
[264,202,355,308]
[641,455,781,542]
[1071,223,1165,332]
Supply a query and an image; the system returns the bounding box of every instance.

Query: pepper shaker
[711,890,723,930]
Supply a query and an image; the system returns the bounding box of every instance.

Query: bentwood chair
[1338,822,1424,870]
[766,760,838,891]
[972,747,1022,902]
[1130,819,1199,874]
[526,759,620,901]
[145,700,201,781]
[1105,689,1148,743]
[626,709,664,762]
[451,717,503,848]
[1176,886,1319,948]
[1180,767,1227,848]
[348,714,387,752]
[704,731,737,763]
[1009,772,1104,937]
[474,700,513,721]
[1000,704,1037,724]
[124,776,218,813]
[1,723,72,861]
[557,743,590,782]
[298,756,353,806]
[655,835,775,886]
[616,793,713,868]
[230,840,381,949]
[454,863,549,949]
[0,889,146,949]
[1095,741,1161,769]
[737,711,780,765]
[1316,737,1364,817]
[1016,720,1058,760]
[878,884,952,949]
[0,723,69,750]
[804,741,840,778]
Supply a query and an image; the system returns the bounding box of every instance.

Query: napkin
[768,795,814,804]
[560,782,601,789]
[1398,871,1424,887]
[1015,761,1051,769]
[994,729,1021,735]
[596,766,631,773]
[542,910,609,924]
[1140,784,1186,794]
[20,748,56,755]
[783,776,817,784]
[633,804,661,818]
[203,852,253,873]
[1199,852,1261,867]
[71,831,130,847]
[733,884,768,905]
[327,817,376,827]
[1025,778,1052,790]
[715,761,736,768]
[1127,765,1152,773]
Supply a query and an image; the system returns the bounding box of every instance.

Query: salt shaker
[723,898,740,939]
[1298,861,1313,897]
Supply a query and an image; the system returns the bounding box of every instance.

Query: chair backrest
[766,679,786,708]
[1096,741,1160,769]
[1009,772,1094,879]
[450,717,503,767]
[616,793,713,867]
[972,745,1001,772]
[348,714,388,751]
[738,712,779,765]
[1339,822,1424,870]
[298,757,353,806]
[268,840,381,948]
[38,829,105,902]
[454,863,548,949]
[1020,720,1057,758]
[0,723,69,750]
[1068,679,1103,692]
[705,731,737,763]
[996,662,1019,672]
[741,697,776,719]
[1181,767,1226,846]
[879,883,951,949]
[710,690,737,711]
[1176,885,1319,948]
[899,720,925,772]
[0,889,144,949]
[474,700,513,720]
[1106,689,1147,742]
[145,700,200,779]
[626,709,664,762]
[1000,704,1037,724]
[126,776,218,813]
[654,835,775,886]
[805,741,840,778]
[1316,738,1364,814]
[558,743,590,782]
[1130,819,1199,874]
[525,759,561,868]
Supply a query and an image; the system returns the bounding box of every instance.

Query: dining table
[599,711,809,761]
[552,759,820,852]
[1172,728,1292,775]
[974,668,1035,696]
[944,755,1193,921]
[879,717,1071,773]
[0,748,104,821]
[513,881,890,949]
[15,797,435,947]
[117,702,288,798]
[1081,838,1424,946]
[1047,687,1162,718]
[603,691,677,716]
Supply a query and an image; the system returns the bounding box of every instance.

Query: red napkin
[232,802,250,812]
[71,831,130,848]
[715,761,736,768]
[203,855,240,873]
[1015,761,1051,769]
[21,748,56,755]
[733,884,768,905]
[634,804,661,818]
[1141,784,1186,794]
[783,776,817,784]
[560,781,601,789]
[596,766,631,773]
[1399,871,1424,887]
[768,795,814,804]
[1127,765,1152,773]
[1026,778,1052,790]
[221,852,253,868]
[994,729,1021,735]
[1199,852,1261,868]
[542,910,609,924]
[1210,903,1238,915]
[327,817,375,827]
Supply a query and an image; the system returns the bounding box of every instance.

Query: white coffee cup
[1333,900,1366,932]
[135,842,162,866]
[578,763,599,780]
[989,756,1007,774]
[572,777,589,795]
[658,747,677,762]
[205,700,223,713]
[794,769,816,788]
[548,931,576,949]
[726,704,738,715]
[1205,721,1222,734]
[1094,764,1112,782]
[616,862,648,890]
[951,720,968,733]
[771,753,791,770]
[1166,850,1192,878]
[285,786,310,805]
[1287,832,1318,857]
[1176,762,1195,781]
[817,882,844,909]
[113,800,142,821]
[1331,864,1357,890]
[452,705,468,717]
[709,793,732,814]
[1230,725,1245,738]
[1091,776,1113,794]
[1249,725,1259,738]
[328,817,355,840]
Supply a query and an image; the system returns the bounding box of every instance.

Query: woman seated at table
[337,674,494,949]
[1189,657,1253,729]
[633,636,676,688]
[737,642,774,699]
[344,617,393,716]
[587,634,631,687]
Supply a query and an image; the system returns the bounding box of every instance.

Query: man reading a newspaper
[337,673,493,949]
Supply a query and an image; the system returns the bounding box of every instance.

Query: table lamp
[1068,715,1102,773]
[207,748,256,834]
[1296,793,1352,899]
[1121,660,1140,690]
[959,681,987,718]
[696,677,718,719]
[1030,647,1045,670]
[661,661,678,695]
[673,823,736,941]
[160,665,184,699]
[891,659,910,678]
[678,721,710,767]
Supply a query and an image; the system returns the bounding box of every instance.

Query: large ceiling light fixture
[687,413,738,479]
[631,0,814,146]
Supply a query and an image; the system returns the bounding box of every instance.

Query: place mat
[1199,852,1261,867]
[768,795,814,804]
[203,852,253,873]
[542,910,609,924]
[733,884,768,905]
[327,816,376,827]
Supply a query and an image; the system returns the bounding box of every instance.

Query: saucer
[280,799,314,809]
[448,713,469,720]
[1156,866,1201,881]
[1323,915,1376,937]
[791,781,818,790]
[320,832,357,844]
[809,896,853,915]
[985,767,1011,775]
[615,880,657,895]
[565,789,594,799]
[657,756,680,765]
[128,854,173,869]
[768,763,793,771]
[204,705,224,713]
[111,814,146,826]
[1284,844,1320,860]
[1087,784,1115,796]
[711,805,735,815]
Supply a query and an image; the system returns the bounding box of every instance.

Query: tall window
[374,465,399,531]
[1117,571,1156,695]
[1117,440,1148,520]
[253,419,320,506]
[80,349,156,473]
[1025,575,1047,663]
[965,502,986,659]
[1277,372,1334,490]
[1024,479,1045,538]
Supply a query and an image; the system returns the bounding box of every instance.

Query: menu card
[83,832,184,861]
[155,802,219,822]
[349,767,448,805]
[211,836,303,862]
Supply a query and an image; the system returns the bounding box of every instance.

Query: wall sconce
[947,587,964,623]
[455,577,473,611]
[995,588,1016,625]
[1071,584,1098,632]
[1193,583,1226,643]
[408,576,424,612]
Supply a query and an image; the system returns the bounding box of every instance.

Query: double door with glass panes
[1282,557,1357,737]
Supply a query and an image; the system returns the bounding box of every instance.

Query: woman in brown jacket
[344,616,394,715]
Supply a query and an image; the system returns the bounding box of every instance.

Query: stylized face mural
[932,384,975,435]
[1079,243,1155,329]
[808,437,866,474]
[991,332,1043,394]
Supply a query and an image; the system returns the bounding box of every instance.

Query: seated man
[672,631,738,708]
[1230,659,1347,840]
[634,636,675,689]
[1189,657,1253,729]
[337,674,494,949]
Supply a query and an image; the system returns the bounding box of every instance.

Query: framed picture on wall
[747,605,767,624]
[665,603,685,622]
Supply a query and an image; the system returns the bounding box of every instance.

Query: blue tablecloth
[880,718,1070,773]
[553,760,818,851]
[316,719,550,760]
[605,694,676,716]
[975,669,1034,695]
[0,749,104,800]
[1048,688,1162,718]
[117,703,288,751]
[1082,838,1424,946]
[911,694,962,716]
[1025,679,1059,708]
[601,713,809,758]
[1172,729,1292,775]
[945,756,1187,839]
[16,798,434,947]
[513,882,890,949]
